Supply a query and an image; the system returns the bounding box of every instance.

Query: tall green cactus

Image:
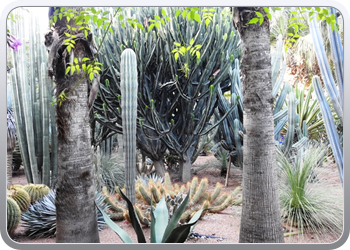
[313,76,343,184]
[120,48,138,205]
[94,7,240,182]
[309,10,343,183]
[8,9,57,187]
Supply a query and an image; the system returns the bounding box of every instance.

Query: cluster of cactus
[6,183,49,235]
[21,190,108,238]
[102,172,241,225]
[7,185,31,212]
[22,183,50,203]
[93,7,240,182]
[8,8,58,186]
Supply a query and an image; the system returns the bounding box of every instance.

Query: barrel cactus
[23,183,50,203]
[120,48,138,205]
[7,196,21,235]
[7,185,31,212]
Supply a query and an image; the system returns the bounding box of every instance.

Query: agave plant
[97,187,203,243]
[277,143,343,241]
[21,191,108,238]
[94,150,125,194]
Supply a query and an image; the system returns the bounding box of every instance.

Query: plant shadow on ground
[9,154,343,244]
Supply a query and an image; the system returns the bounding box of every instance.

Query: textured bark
[234,7,284,243]
[153,160,165,177]
[49,7,100,243]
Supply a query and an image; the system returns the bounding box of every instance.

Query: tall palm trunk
[48,7,100,243]
[233,7,284,243]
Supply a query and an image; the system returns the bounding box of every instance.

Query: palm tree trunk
[233,7,284,243]
[49,7,100,243]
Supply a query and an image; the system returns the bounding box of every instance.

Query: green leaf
[118,188,147,243]
[74,57,78,64]
[190,38,194,45]
[82,64,86,72]
[174,42,181,47]
[76,65,80,74]
[96,205,133,243]
[182,10,188,19]
[103,11,109,16]
[193,13,201,23]
[196,51,200,59]
[89,72,94,81]
[175,10,181,18]
[152,196,169,243]
[174,53,179,61]
[255,11,263,18]
[59,13,62,20]
[246,17,259,25]
[263,7,269,13]
[64,32,71,37]
[65,66,71,75]
[161,9,167,17]
[259,18,264,25]
[162,193,190,242]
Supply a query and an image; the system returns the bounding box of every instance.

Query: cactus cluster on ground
[102,172,242,226]
[6,183,50,236]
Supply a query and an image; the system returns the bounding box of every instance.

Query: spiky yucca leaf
[94,152,125,193]
[277,143,343,242]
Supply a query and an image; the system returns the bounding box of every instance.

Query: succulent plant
[21,190,109,238]
[7,196,21,235]
[7,185,31,212]
[22,183,50,203]
[104,172,241,226]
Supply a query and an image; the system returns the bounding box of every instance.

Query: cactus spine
[7,196,21,235]
[120,48,138,205]
[7,186,31,212]
[23,184,50,203]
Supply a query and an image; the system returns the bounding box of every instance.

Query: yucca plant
[21,191,108,238]
[94,151,125,194]
[97,187,203,243]
[277,143,343,241]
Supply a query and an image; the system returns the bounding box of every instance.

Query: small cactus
[7,196,21,235]
[7,185,31,212]
[23,183,50,203]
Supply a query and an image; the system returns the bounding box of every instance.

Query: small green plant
[277,143,343,241]
[98,187,203,243]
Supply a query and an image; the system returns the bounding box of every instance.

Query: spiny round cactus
[7,196,21,235]
[7,185,31,212]
[23,183,50,203]
[21,190,109,238]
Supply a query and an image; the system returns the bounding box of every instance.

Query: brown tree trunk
[48,7,100,243]
[233,7,284,243]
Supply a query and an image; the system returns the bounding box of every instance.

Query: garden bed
[9,154,343,244]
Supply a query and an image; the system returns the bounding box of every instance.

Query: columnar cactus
[120,48,138,205]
